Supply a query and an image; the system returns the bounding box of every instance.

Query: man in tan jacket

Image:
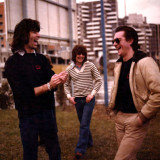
[109,26,160,160]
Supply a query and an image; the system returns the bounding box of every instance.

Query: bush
[0,79,14,109]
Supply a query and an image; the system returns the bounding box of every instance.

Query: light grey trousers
[114,111,149,160]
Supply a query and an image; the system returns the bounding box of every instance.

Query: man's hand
[58,71,68,83]
[137,116,143,126]
[49,71,68,89]
[69,97,76,105]
[86,94,94,103]
[49,74,62,89]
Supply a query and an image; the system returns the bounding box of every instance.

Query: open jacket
[109,50,160,122]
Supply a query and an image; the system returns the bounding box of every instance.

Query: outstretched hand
[58,71,68,84]
[49,74,61,89]
[49,71,68,89]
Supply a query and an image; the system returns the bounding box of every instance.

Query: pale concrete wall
[6,0,23,31]
[26,0,36,19]
[5,0,77,47]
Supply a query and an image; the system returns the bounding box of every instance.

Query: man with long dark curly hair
[5,18,67,160]
[64,45,102,159]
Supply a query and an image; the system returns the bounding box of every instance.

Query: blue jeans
[19,110,61,160]
[75,97,95,154]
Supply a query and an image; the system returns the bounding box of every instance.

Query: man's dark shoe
[74,152,83,160]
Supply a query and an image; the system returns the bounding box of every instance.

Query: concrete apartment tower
[77,0,119,75]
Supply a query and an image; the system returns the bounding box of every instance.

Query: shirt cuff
[91,90,96,96]
[67,94,71,99]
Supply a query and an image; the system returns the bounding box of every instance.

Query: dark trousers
[75,97,95,154]
[19,110,61,160]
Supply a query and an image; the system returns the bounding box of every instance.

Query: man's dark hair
[11,18,40,53]
[72,45,87,64]
[115,26,140,51]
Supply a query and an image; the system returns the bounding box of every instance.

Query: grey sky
[76,0,160,24]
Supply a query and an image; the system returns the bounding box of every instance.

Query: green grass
[0,105,160,160]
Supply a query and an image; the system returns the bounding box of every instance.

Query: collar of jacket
[116,50,148,63]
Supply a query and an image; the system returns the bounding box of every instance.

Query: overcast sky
[76,0,160,24]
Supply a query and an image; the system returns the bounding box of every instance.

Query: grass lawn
[0,105,160,160]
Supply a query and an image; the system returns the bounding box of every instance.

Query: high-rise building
[77,0,118,65]
[119,13,160,66]
[149,24,160,65]
[126,14,152,54]
[77,1,160,70]
[0,2,10,83]
[0,2,6,48]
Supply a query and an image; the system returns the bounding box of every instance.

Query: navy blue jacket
[5,52,55,118]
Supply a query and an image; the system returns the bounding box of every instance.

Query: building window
[4,57,6,62]
[0,14,2,18]
[0,22,3,25]
[58,57,65,64]
[2,71,6,78]
[0,29,3,33]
